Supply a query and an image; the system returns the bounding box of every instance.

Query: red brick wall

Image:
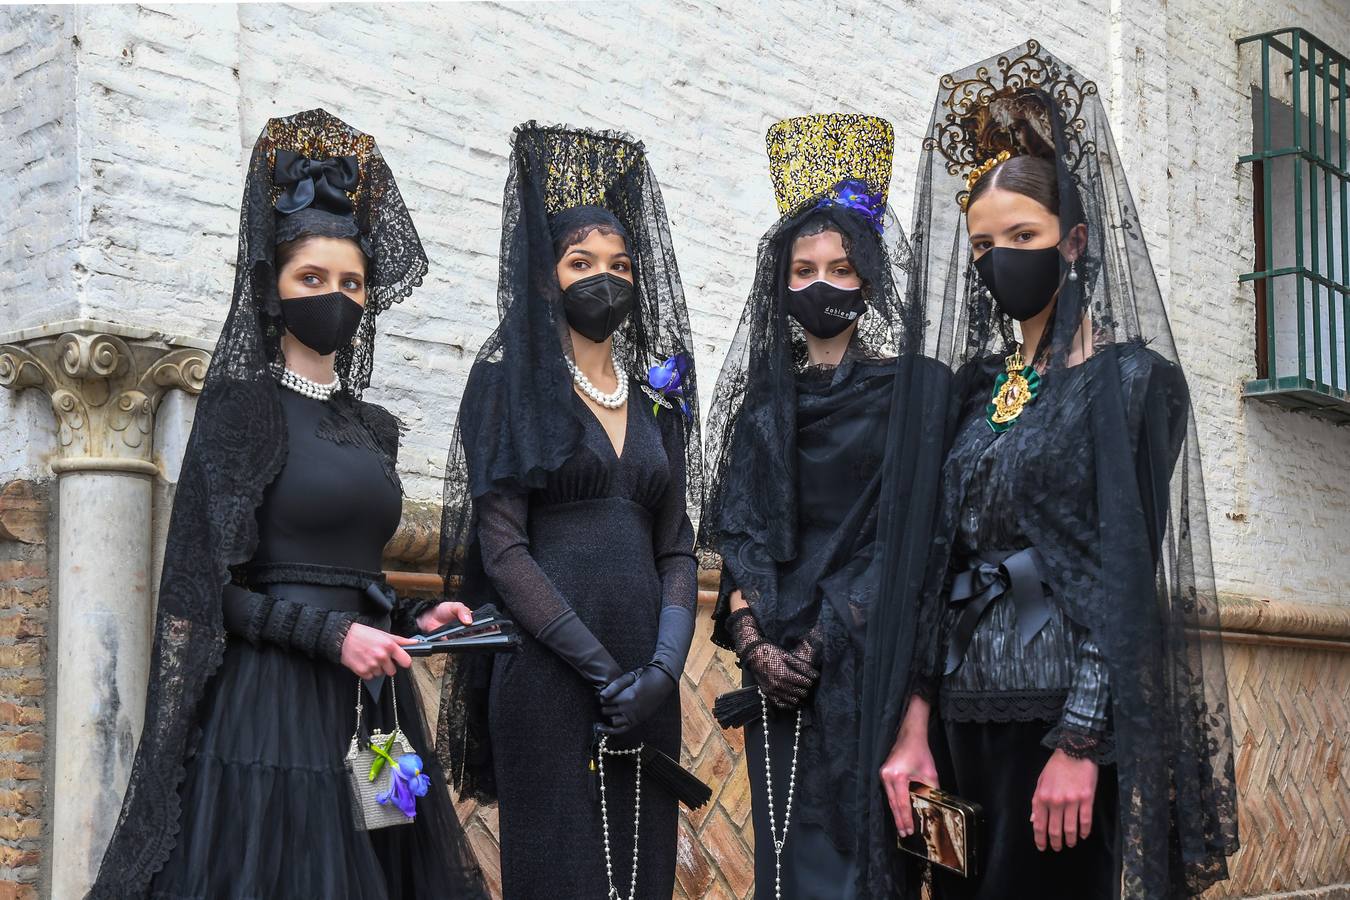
[0,480,49,900]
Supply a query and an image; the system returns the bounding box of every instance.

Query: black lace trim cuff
[321,611,357,664]
[1042,723,1116,765]
[939,688,1067,724]
[393,598,436,637]
[911,672,939,703]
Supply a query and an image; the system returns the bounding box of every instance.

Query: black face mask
[562,272,635,343]
[785,280,867,339]
[279,291,365,355]
[974,246,1064,322]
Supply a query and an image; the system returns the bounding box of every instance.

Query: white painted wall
[3,1,1349,607]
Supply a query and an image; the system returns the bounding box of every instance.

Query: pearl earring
[1068,260,1079,283]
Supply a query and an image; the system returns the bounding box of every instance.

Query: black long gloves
[599,606,694,735]
[534,608,625,692]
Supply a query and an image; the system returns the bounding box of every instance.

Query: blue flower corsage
[641,355,691,421]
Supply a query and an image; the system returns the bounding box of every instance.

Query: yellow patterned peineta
[765,114,894,215]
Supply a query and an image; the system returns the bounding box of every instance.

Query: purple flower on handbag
[646,354,691,420]
[815,178,886,234]
[377,753,432,819]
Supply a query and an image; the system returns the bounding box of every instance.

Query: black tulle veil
[435,122,702,801]
[857,41,1239,898]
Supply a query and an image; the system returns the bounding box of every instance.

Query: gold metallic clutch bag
[343,678,413,831]
[896,782,983,878]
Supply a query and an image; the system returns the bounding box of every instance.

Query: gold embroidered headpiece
[514,124,645,217]
[261,109,376,212]
[923,40,1097,209]
[766,114,894,215]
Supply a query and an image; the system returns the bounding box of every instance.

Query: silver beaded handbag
[343,677,414,831]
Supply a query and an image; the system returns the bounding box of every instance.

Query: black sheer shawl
[90,109,432,896]
[436,123,702,802]
[699,163,953,849]
[857,42,1239,898]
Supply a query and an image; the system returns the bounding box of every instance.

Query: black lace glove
[727,607,819,710]
[598,606,693,734]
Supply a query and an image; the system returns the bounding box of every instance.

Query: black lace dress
[149,389,484,899]
[475,382,697,900]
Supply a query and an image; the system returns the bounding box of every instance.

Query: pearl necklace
[272,362,340,401]
[567,354,628,409]
[760,690,802,900]
[597,735,643,900]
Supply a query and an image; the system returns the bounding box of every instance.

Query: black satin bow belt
[944,547,1053,676]
[273,149,359,215]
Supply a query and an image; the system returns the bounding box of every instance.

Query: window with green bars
[1239,28,1350,423]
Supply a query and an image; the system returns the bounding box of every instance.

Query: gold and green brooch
[986,349,1040,433]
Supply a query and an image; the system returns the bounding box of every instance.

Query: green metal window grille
[1239,28,1350,423]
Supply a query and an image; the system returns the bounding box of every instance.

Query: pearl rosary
[597,735,643,900]
[760,690,803,900]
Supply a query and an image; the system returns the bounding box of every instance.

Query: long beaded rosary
[759,689,803,900]
[596,735,643,900]
[567,350,628,409]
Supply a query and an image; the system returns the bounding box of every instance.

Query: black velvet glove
[598,606,693,735]
[727,607,819,710]
[534,608,624,694]
[221,583,354,664]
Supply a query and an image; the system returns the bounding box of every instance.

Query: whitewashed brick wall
[4,1,1349,607]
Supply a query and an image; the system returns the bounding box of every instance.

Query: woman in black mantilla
[700,115,949,900]
[437,123,702,900]
[90,109,485,899]
[873,42,1239,899]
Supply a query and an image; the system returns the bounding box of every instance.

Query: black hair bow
[273,149,359,215]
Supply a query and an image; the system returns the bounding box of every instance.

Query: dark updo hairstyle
[966,154,1086,238]
[966,154,1059,215]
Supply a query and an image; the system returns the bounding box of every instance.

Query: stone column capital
[0,321,212,476]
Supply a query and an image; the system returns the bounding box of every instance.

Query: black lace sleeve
[653,411,697,614]
[220,583,353,663]
[475,489,574,637]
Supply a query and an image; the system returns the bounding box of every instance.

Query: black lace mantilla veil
[436,122,702,801]
[858,41,1239,898]
[91,109,434,896]
[698,115,953,860]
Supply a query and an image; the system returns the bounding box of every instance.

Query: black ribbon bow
[273,149,359,215]
[944,547,1053,675]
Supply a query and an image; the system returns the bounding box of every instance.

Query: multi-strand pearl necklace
[596,735,643,900]
[760,690,803,900]
[271,362,340,401]
[567,354,628,409]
